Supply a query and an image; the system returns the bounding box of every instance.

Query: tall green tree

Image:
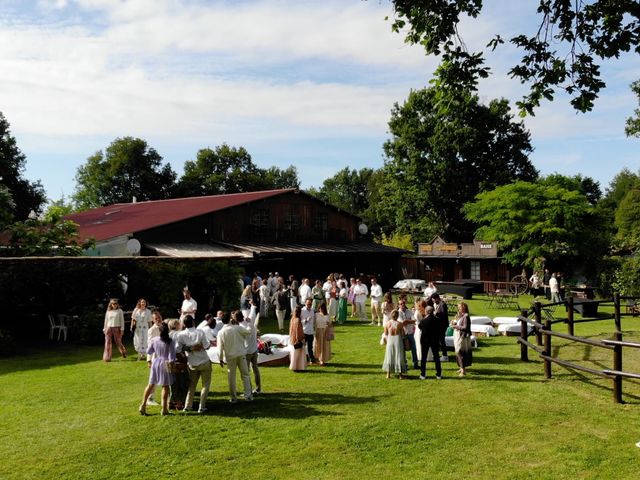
[314,167,375,215]
[378,63,537,243]
[464,180,605,269]
[614,187,640,250]
[176,144,299,197]
[387,0,640,114]
[0,112,46,221]
[73,137,176,209]
[600,168,640,212]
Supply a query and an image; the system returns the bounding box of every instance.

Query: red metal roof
[66,189,294,242]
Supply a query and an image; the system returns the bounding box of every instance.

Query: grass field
[1,294,639,479]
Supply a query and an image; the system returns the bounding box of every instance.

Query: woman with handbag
[382,309,407,379]
[451,302,472,377]
[288,305,307,372]
[139,322,176,416]
[313,303,332,365]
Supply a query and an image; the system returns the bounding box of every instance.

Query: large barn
[66,189,407,288]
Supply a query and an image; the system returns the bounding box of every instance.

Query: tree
[625,80,640,137]
[463,180,605,269]
[42,195,75,223]
[73,137,176,209]
[614,187,640,250]
[176,144,299,197]
[0,112,46,221]
[378,64,537,243]
[314,167,375,215]
[4,217,94,257]
[542,174,602,206]
[601,168,640,212]
[387,0,640,114]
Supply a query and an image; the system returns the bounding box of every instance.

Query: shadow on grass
[193,391,382,419]
[0,342,106,375]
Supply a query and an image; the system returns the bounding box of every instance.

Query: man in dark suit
[418,306,442,379]
[431,293,449,362]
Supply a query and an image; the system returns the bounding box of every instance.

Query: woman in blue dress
[139,323,176,416]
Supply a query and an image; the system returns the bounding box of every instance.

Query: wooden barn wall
[137,192,358,244]
[402,257,507,283]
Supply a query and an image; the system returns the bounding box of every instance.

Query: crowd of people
[101,273,474,415]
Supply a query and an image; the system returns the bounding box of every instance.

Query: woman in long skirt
[289,305,307,371]
[452,302,472,376]
[337,281,348,324]
[313,303,332,365]
[140,323,176,415]
[131,298,152,361]
[382,310,407,379]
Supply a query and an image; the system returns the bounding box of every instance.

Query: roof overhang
[145,243,253,259]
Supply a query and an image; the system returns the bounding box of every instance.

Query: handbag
[293,341,304,350]
[325,326,335,341]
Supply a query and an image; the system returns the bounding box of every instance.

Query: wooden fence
[517,294,640,404]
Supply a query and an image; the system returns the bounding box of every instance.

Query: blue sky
[1,0,639,203]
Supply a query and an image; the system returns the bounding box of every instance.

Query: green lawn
[1,294,639,479]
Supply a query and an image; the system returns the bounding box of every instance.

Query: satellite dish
[126,238,141,255]
[358,223,368,235]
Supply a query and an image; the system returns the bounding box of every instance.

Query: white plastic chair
[48,314,68,341]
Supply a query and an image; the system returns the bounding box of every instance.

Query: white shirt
[398,308,415,334]
[241,308,259,354]
[298,283,312,303]
[322,281,332,299]
[370,283,383,300]
[180,297,197,320]
[175,327,210,367]
[354,283,368,301]
[301,306,315,335]
[217,324,251,361]
[424,286,437,298]
[104,309,124,330]
[197,323,216,343]
[549,276,559,293]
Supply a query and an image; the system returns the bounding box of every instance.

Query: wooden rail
[518,294,640,404]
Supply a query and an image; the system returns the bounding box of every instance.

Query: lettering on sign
[418,244,433,254]
[480,243,493,249]
[438,244,458,252]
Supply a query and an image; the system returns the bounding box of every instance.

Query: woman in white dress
[424,282,437,299]
[382,309,407,379]
[131,298,152,360]
[413,299,427,364]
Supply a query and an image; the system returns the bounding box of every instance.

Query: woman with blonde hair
[288,305,307,372]
[131,298,152,360]
[452,302,472,376]
[102,299,127,362]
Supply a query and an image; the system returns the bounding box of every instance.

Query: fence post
[613,293,623,404]
[534,301,543,346]
[543,318,552,379]
[520,309,529,362]
[567,295,574,336]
